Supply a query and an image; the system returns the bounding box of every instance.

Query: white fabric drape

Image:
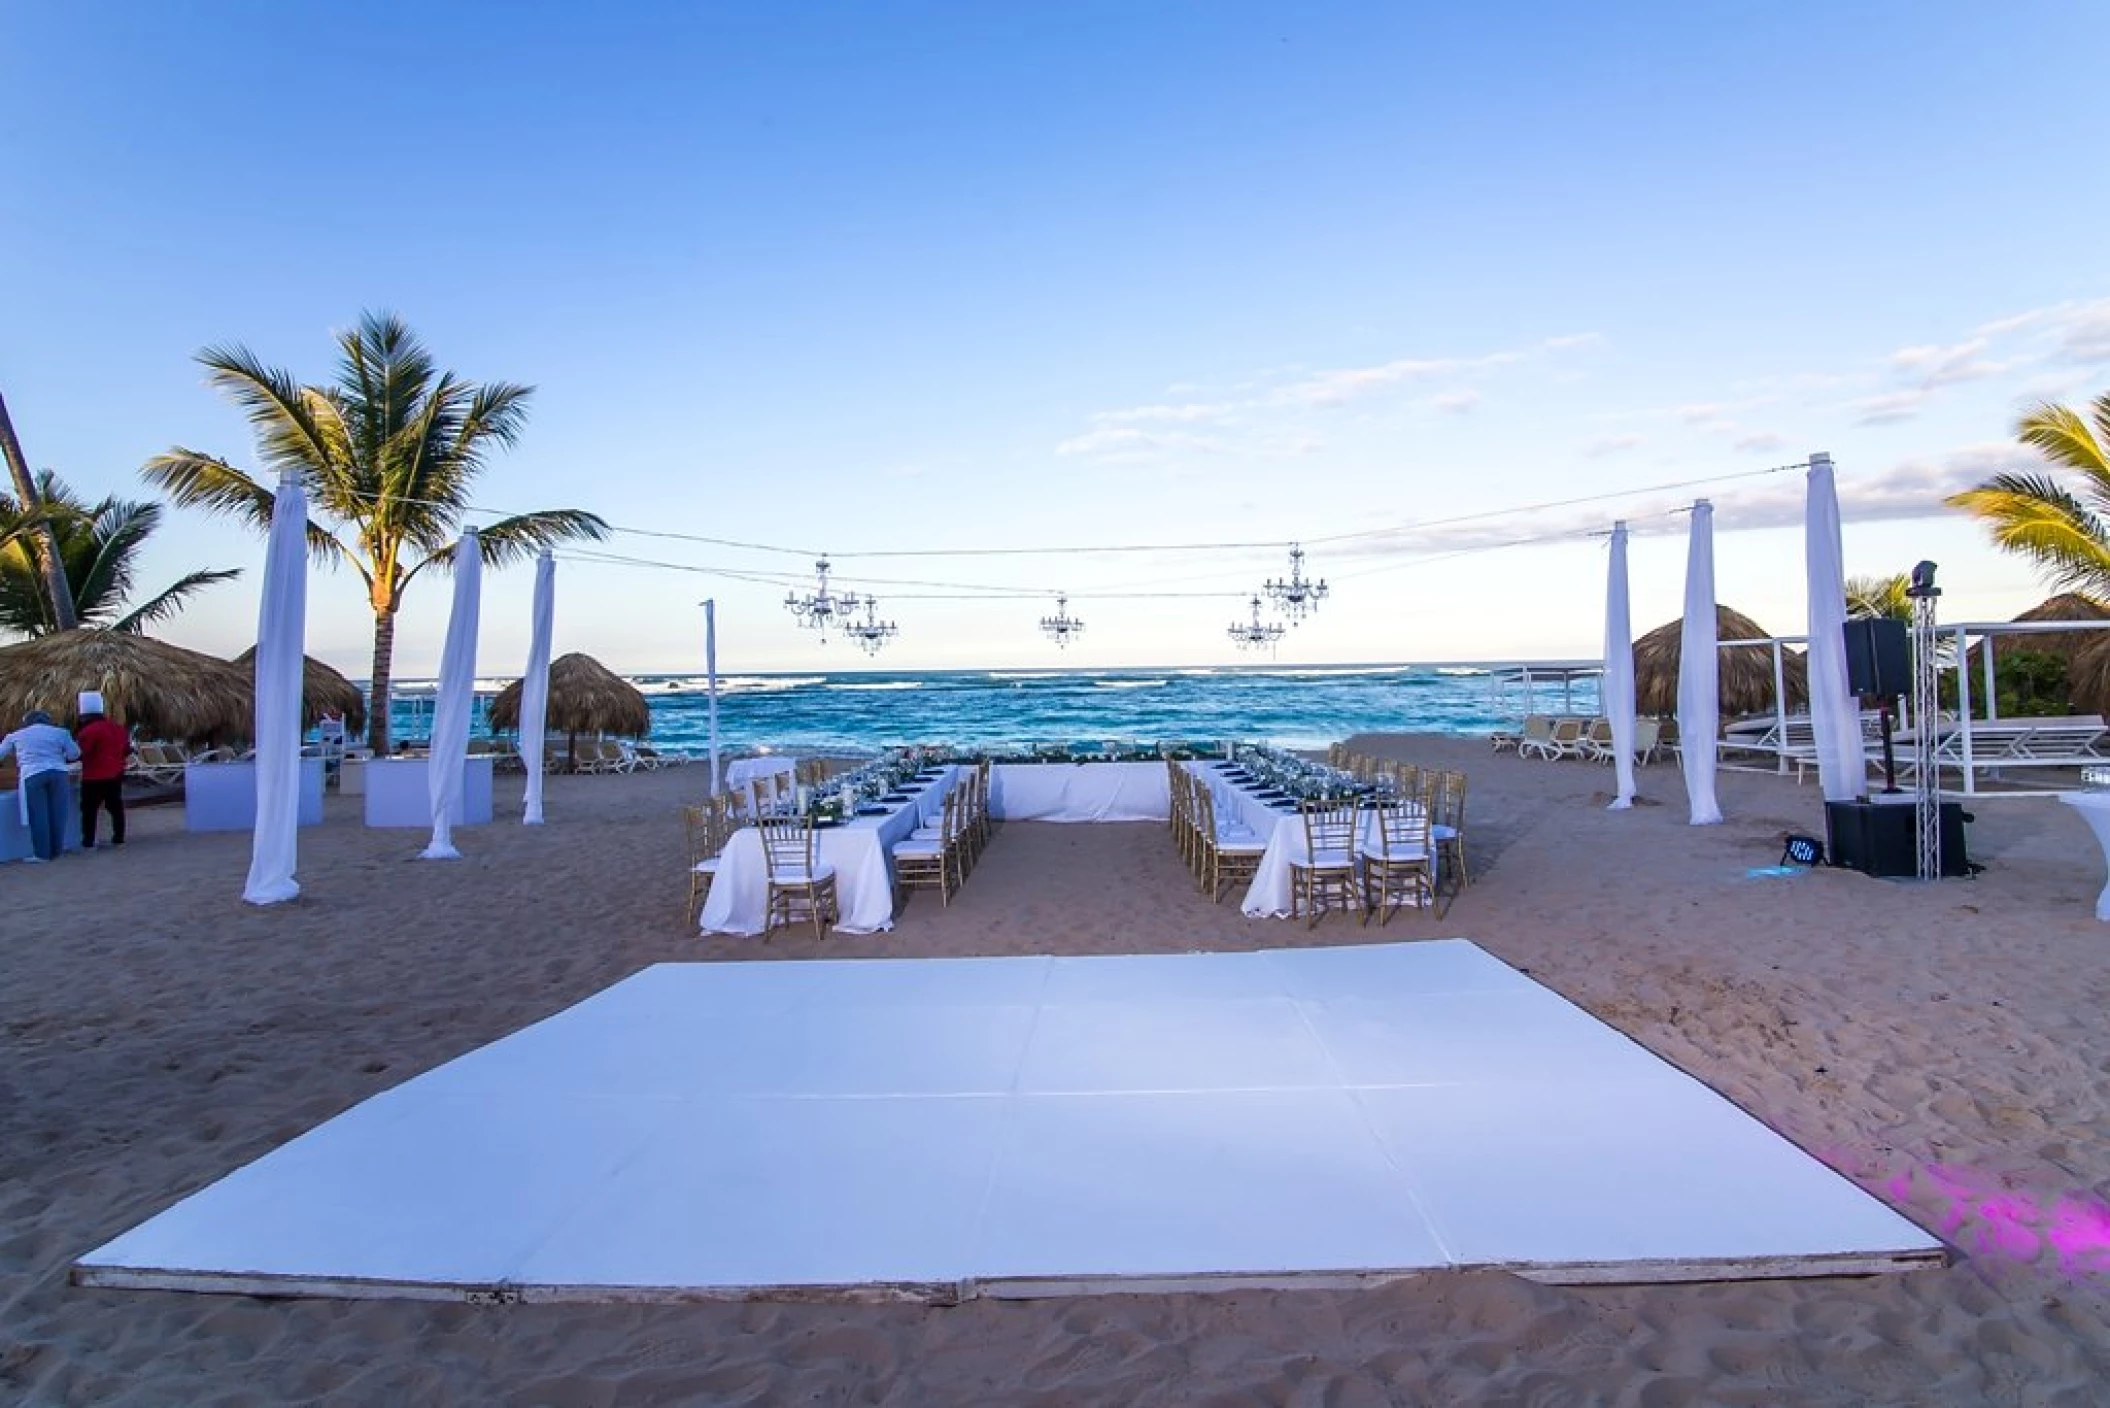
[1805,455,1865,803]
[422,528,482,860]
[1603,521,1638,811]
[706,599,722,795]
[520,549,555,825]
[242,471,310,904]
[1678,500,1723,825]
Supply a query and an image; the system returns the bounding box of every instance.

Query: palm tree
[1946,391,2110,596]
[143,313,610,751]
[1844,572,1911,621]
[0,470,241,638]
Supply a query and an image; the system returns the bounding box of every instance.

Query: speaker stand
[1877,698,1900,794]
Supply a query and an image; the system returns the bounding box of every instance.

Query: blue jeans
[22,769,69,860]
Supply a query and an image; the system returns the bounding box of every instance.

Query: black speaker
[1843,619,1910,698]
[1824,798,1969,878]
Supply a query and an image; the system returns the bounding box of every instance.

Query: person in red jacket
[73,691,133,849]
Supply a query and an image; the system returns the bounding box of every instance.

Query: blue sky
[6,2,2107,679]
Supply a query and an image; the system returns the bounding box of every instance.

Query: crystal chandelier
[783,556,862,641]
[846,597,899,656]
[1040,592,1085,648]
[1263,544,1329,622]
[1227,594,1286,651]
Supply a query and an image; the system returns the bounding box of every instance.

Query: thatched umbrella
[1971,594,2110,666]
[231,647,367,734]
[486,651,650,771]
[1632,605,1809,718]
[0,629,253,743]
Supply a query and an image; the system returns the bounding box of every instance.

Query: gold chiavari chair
[1290,798,1361,929]
[1195,783,1267,903]
[1359,780,1433,924]
[759,814,839,939]
[894,785,965,905]
[1431,769,1469,909]
[683,802,726,926]
[1326,742,1349,768]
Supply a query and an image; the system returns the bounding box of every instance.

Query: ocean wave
[1094,679,1167,690]
[718,675,826,694]
[828,681,922,692]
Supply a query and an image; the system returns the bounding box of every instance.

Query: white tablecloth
[1183,762,1439,919]
[989,761,1170,822]
[362,756,495,828]
[701,766,958,937]
[2059,793,2110,921]
[1,785,81,860]
[184,758,326,832]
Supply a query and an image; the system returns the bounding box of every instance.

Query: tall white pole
[705,599,722,794]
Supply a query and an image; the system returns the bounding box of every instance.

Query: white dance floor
[78,941,1941,1302]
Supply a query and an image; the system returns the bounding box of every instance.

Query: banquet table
[1182,762,1445,919]
[2058,792,2110,921]
[988,761,1170,822]
[700,766,959,937]
[184,758,326,832]
[1,786,81,860]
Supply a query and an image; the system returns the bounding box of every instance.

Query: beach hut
[230,647,367,734]
[486,651,650,772]
[1632,605,1808,718]
[0,628,253,744]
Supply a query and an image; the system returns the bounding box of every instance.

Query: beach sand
[5,735,2109,1403]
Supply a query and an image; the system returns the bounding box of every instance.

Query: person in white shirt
[1,710,82,862]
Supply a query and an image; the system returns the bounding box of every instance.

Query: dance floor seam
[76,941,1945,1302]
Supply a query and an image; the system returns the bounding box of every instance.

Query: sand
[5,735,2110,1404]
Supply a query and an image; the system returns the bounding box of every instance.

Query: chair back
[1193,780,1219,837]
[1521,715,1553,744]
[683,804,722,864]
[1586,718,1613,747]
[757,814,819,878]
[1300,798,1360,861]
[1369,783,1432,859]
[1431,770,1467,832]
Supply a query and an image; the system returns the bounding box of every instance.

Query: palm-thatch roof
[1632,605,1809,718]
[1970,594,2110,667]
[0,629,254,743]
[486,652,651,738]
[230,647,367,734]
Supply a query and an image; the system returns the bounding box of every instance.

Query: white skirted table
[184,759,327,832]
[1182,762,1445,919]
[700,767,958,937]
[2058,792,2110,921]
[988,762,1170,822]
[362,756,495,828]
[1,786,82,860]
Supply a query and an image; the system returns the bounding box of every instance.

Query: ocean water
[386,664,1602,756]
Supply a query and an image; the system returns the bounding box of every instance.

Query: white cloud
[1058,333,1598,457]
[1889,336,2007,389]
[1851,390,1928,425]
[1582,435,1643,457]
[1732,431,1787,453]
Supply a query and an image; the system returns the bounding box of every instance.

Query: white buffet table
[2059,792,2110,921]
[362,756,495,828]
[989,761,1170,822]
[700,767,957,937]
[2,786,81,860]
[184,758,326,832]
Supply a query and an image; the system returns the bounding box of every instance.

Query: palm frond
[473,509,612,567]
[1947,474,2110,596]
[106,568,245,633]
[195,342,344,480]
[143,450,352,565]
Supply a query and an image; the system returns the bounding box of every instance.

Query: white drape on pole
[706,599,722,795]
[242,471,309,905]
[1604,521,1638,811]
[1804,453,1865,803]
[422,528,482,860]
[1678,499,1723,825]
[520,549,555,824]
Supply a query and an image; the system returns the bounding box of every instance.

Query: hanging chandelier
[1040,592,1085,648]
[846,597,899,656]
[783,556,862,640]
[1263,544,1329,622]
[1227,594,1286,650]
